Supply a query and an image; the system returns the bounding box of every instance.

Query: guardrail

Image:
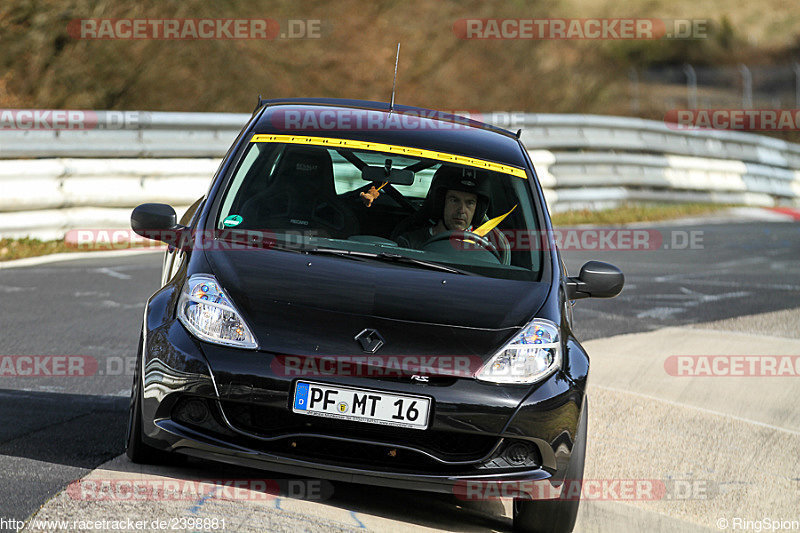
[1,111,798,239]
[0,112,248,158]
[512,114,800,168]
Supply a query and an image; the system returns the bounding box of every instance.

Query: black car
[126,98,623,533]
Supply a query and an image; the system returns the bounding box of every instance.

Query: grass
[0,237,159,262]
[0,238,79,262]
[551,202,733,226]
[1,203,734,262]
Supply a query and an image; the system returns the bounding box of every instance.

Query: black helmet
[429,165,491,227]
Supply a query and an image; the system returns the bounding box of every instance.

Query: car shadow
[96,453,514,532]
[0,388,128,468]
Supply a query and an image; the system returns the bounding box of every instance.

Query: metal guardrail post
[794,63,800,108]
[683,64,698,110]
[738,64,753,109]
[628,68,640,114]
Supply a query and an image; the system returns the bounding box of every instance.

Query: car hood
[204,248,550,360]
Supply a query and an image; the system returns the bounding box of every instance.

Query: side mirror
[566,261,624,300]
[131,203,185,244]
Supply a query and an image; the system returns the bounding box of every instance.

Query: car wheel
[125,332,174,464]
[513,401,587,533]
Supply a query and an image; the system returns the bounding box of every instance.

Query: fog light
[180,399,210,425]
[172,397,236,437]
[477,439,542,470]
[505,442,534,465]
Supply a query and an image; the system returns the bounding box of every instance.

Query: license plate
[292,381,431,430]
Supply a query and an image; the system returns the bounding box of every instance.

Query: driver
[395,166,490,249]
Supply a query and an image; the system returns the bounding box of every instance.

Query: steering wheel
[487,226,511,265]
[422,230,503,262]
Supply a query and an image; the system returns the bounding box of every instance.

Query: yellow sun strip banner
[249,134,527,179]
[473,204,517,237]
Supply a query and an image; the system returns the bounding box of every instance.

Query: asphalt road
[0,219,798,529]
[0,254,158,524]
[563,221,800,340]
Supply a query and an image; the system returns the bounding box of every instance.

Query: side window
[217,143,283,228]
[218,144,262,226]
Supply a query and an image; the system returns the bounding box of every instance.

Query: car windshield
[214,136,543,281]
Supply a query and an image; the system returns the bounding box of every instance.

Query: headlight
[177,274,258,349]
[476,319,561,384]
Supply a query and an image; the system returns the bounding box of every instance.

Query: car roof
[252,98,528,169]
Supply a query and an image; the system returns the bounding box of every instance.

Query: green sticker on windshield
[222,214,243,227]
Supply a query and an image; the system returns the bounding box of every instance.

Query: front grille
[275,436,484,473]
[219,399,499,464]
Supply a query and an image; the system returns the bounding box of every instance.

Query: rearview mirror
[362,166,414,186]
[566,261,624,300]
[131,203,185,243]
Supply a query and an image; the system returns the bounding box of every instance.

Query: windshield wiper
[373,252,474,275]
[302,248,371,261]
[304,248,472,275]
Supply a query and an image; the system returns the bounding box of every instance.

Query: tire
[513,401,588,533]
[125,332,174,464]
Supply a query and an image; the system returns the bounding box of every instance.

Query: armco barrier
[0,111,799,239]
[510,114,800,168]
[0,112,247,158]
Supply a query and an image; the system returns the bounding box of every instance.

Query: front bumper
[158,418,554,494]
[139,318,588,496]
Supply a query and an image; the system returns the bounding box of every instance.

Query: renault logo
[355,329,384,353]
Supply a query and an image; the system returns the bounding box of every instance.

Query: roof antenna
[389,43,400,113]
[253,93,263,114]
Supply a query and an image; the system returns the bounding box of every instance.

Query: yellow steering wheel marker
[473,205,517,237]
